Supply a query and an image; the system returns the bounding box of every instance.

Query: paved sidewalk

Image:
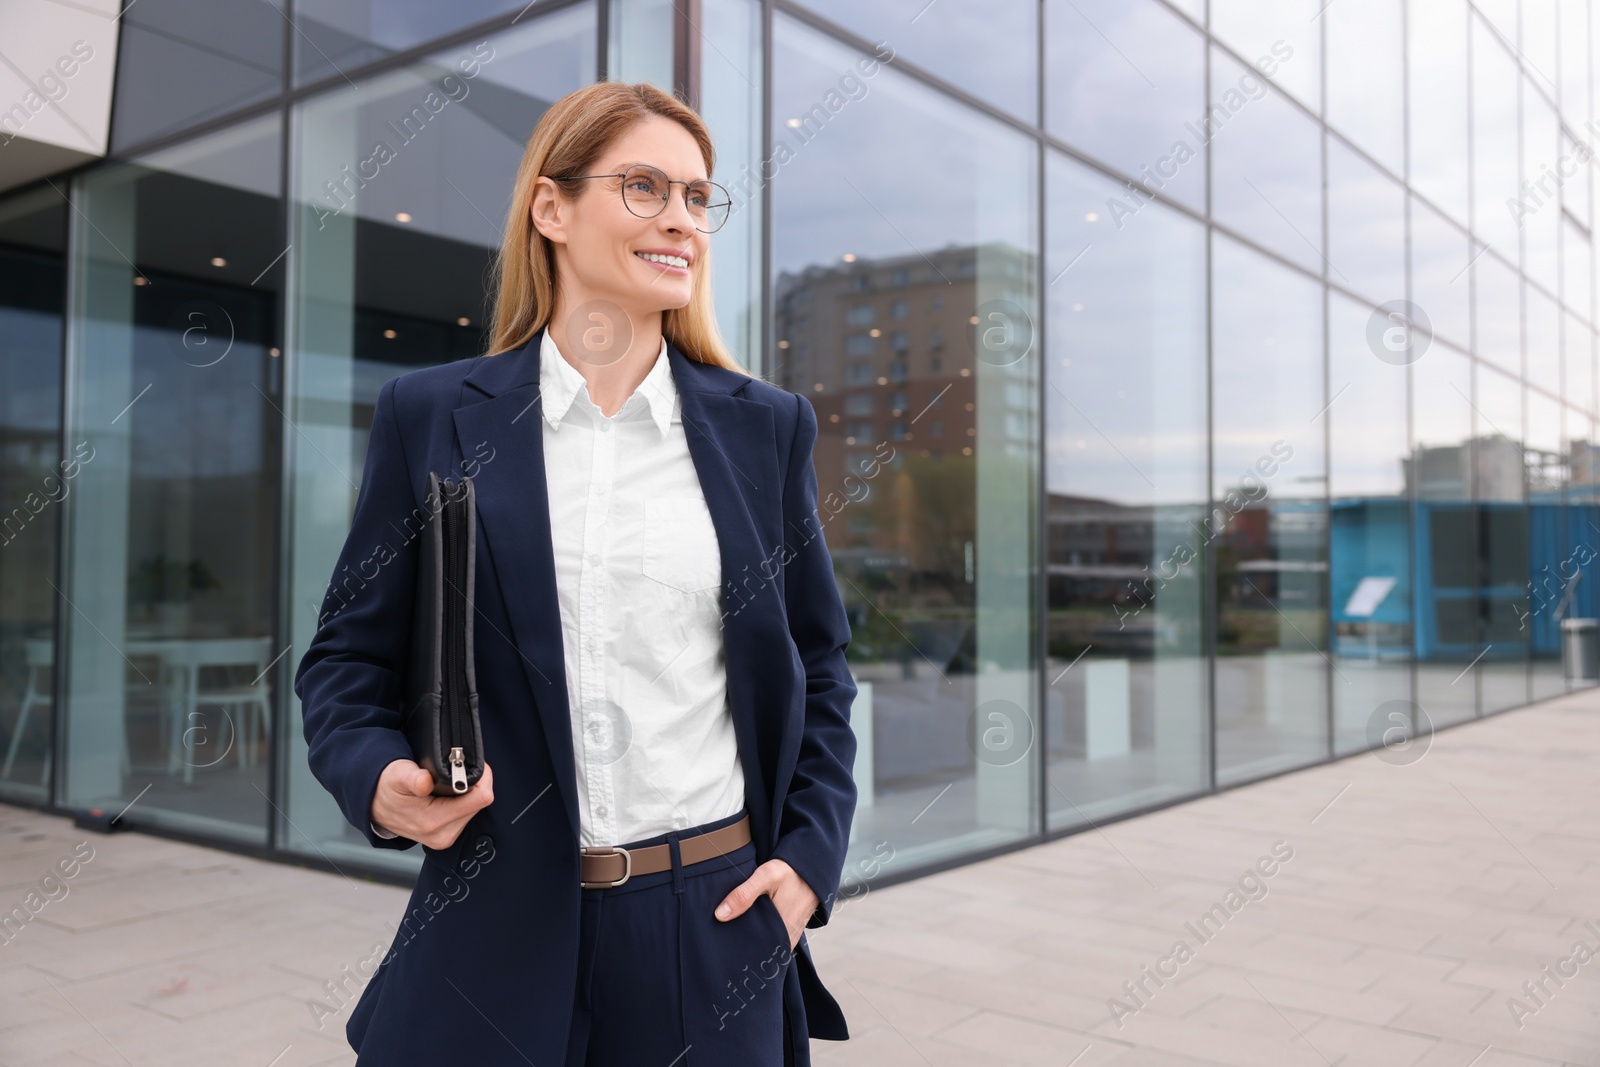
[2,687,1599,1066]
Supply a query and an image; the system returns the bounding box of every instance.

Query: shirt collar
[540,329,677,438]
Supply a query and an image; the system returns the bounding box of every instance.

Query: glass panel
[1475,249,1521,375]
[1326,135,1404,307]
[1522,84,1560,293]
[1476,0,1518,50]
[1328,292,1412,756]
[1324,0,1403,175]
[1472,15,1521,259]
[1569,311,1596,417]
[773,11,1040,872]
[0,188,67,802]
[110,0,284,150]
[1520,0,1559,98]
[1043,151,1208,827]
[793,0,1037,122]
[1167,0,1202,23]
[1211,234,1327,784]
[293,0,540,86]
[700,0,765,371]
[1561,132,1592,235]
[1411,195,1472,351]
[608,0,675,89]
[64,114,283,843]
[1409,0,1471,227]
[1563,215,1592,323]
[1411,343,1477,726]
[1528,285,1560,397]
[1475,362,1528,713]
[1045,0,1206,213]
[1561,408,1598,694]
[1562,0,1591,128]
[1209,0,1321,113]
[1526,390,1564,702]
[285,12,596,871]
[1209,47,1322,275]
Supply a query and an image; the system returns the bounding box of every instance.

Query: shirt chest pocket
[641,495,722,594]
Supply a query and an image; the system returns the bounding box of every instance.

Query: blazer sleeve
[293,375,423,851]
[769,391,860,929]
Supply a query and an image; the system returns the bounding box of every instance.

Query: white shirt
[373,332,746,847]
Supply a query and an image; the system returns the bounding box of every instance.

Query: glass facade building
[3,0,1599,889]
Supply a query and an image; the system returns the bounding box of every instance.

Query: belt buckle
[580,845,632,888]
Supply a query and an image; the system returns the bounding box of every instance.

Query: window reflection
[65,115,283,842]
[1568,312,1596,418]
[1209,47,1322,275]
[284,10,596,870]
[111,0,283,151]
[1326,136,1404,307]
[1526,390,1564,703]
[1472,15,1520,258]
[1209,0,1322,113]
[293,0,545,86]
[1045,0,1206,212]
[1475,251,1520,375]
[1528,287,1560,398]
[1563,217,1592,322]
[0,189,66,801]
[1043,151,1208,825]
[1324,0,1402,174]
[1521,87,1560,294]
[794,0,1036,121]
[1411,343,1477,726]
[1560,0,1588,133]
[1409,0,1471,226]
[773,12,1039,870]
[1411,196,1472,351]
[1328,292,1411,755]
[1475,362,1527,715]
[1211,234,1327,784]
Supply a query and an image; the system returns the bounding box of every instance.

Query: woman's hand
[371,758,495,850]
[713,858,817,951]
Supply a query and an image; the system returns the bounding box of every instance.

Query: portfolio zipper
[442,480,471,794]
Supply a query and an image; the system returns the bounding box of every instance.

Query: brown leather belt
[579,814,750,888]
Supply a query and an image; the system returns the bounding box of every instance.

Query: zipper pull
[449,747,468,794]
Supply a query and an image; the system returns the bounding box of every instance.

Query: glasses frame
[551,163,732,234]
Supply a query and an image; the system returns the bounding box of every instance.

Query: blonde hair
[485,82,747,374]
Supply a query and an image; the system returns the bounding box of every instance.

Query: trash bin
[1561,618,1599,683]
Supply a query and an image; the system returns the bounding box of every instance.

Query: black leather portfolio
[403,471,485,795]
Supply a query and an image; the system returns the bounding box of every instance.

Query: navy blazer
[294,325,859,1064]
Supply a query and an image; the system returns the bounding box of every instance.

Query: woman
[294,82,859,1066]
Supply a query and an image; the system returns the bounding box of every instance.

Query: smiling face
[530,114,710,330]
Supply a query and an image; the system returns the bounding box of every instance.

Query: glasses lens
[621,165,669,217]
[689,181,732,233]
[618,166,731,232]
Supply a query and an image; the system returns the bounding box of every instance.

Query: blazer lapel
[452,325,781,848]
[452,328,579,840]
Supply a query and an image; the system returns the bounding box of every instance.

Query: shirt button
[600,421,613,433]
[596,805,607,817]
[587,553,600,566]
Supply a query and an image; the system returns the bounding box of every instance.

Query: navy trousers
[563,807,795,1067]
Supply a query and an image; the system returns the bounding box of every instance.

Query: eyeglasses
[552,163,733,233]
